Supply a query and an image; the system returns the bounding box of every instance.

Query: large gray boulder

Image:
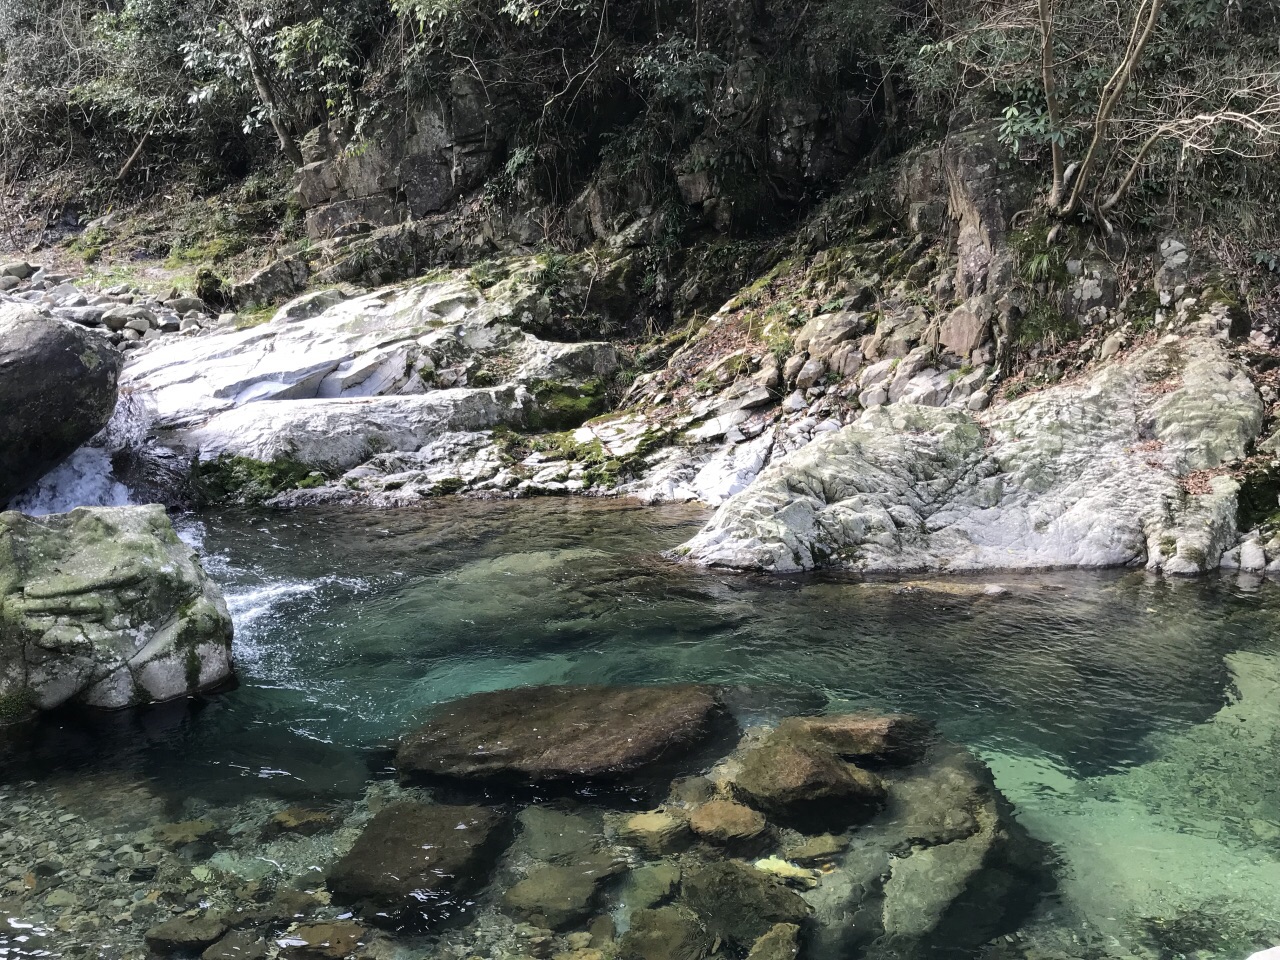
[677,337,1261,575]
[0,505,234,720]
[0,305,122,505]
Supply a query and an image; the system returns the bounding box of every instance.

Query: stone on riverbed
[327,801,509,929]
[396,684,727,783]
[732,736,885,825]
[774,712,935,765]
[681,860,812,950]
[502,851,627,930]
[0,305,122,505]
[617,904,712,960]
[144,914,229,954]
[0,505,235,718]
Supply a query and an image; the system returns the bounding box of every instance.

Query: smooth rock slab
[0,505,234,716]
[396,684,726,783]
[327,801,509,929]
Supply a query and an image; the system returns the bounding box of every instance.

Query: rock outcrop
[677,336,1262,574]
[117,275,621,500]
[396,684,727,783]
[0,505,234,719]
[0,305,122,505]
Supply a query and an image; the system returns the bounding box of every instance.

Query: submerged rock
[502,851,626,930]
[396,684,727,783]
[144,915,229,954]
[803,742,1050,960]
[687,799,769,850]
[327,801,510,929]
[732,737,885,825]
[774,712,935,765]
[681,860,812,949]
[745,923,802,960]
[676,337,1261,574]
[618,904,712,960]
[0,305,122,505]
[0,505,234,718]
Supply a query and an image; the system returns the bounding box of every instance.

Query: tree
[911,0,1280,230]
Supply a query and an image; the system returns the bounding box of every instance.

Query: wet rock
[157,820,220,846]
[752,856,819,889]
[397,684,726,783]
[732,737,885,825]
[145,914,229,954]
[618,904,712,960]
[745,923,801,960]
[266,807,339,837]
[277,921,368,959]
[622,862,681,911]
[617,811,691,855]
[805,743,1049,960]
[783,833,848,866]
[681,860,811,949]
[0,305,122,505]
[687,800,768,849]
[327,801,510,929]
[514,806,602,864]
[502,852,626,930]
[0,505,235,716]
[775,713,935,765]
[203,928,270,960]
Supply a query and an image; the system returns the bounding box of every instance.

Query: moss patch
[190,454,327,506]
[0,688,35,724]
[529,379,610,431]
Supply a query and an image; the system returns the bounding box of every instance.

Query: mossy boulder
[0,305,122,505]
[0,505,234,719]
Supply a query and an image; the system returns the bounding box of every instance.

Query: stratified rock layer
[0,305,121,504]
[396,684,726,783]
[678,337,1261,574]
[0,505,234,717]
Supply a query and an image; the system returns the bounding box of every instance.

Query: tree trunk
[240,22,303,168]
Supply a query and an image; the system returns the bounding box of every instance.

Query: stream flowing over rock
[0,505,234,717]
[677,335,1263,574]
[0,305,122,506]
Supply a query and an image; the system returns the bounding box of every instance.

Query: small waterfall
[11,390,155,516]
[11,447,134,516]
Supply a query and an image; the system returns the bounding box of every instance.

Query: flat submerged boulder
[0,505,234,718]
[396,684,726,783]
[327,801,510,929]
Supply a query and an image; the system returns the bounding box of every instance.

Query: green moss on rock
[190,454,327,506]
[529,379,609,431]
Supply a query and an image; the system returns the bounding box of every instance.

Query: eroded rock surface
[0,505,234,718]
[116,276,619,498]
[678,337,1262,574]
[396,684,727,783]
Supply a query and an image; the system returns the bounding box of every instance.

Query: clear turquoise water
[4,498,1280,958]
